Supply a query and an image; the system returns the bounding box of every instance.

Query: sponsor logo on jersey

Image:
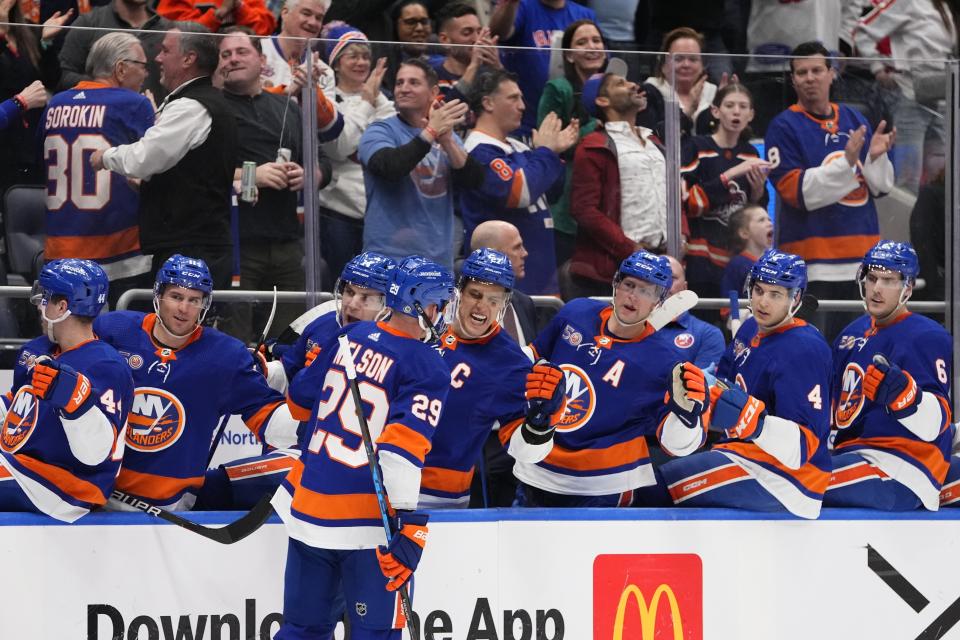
[126,388,186,452]
[556,364,595,432]
[593,554,702,640]
[1,388,40,452]
[674,333,695,349]
[368,332,381,342]
[355,602,367,617]
[835,363,866,428]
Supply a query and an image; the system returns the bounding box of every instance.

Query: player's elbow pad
[62,408,115,466]
[264,360,289,395]
[379,450,422,511]
[262,404,300,450]
[898,392,947,442]
[753,416,803,470]
[507,422,554,463]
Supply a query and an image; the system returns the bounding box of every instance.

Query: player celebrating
[93,254,300,511]
[659,249,833,519]
[274,256,454,639]
[826,241,953,511]
[420,248,562,508]
[0,259,133,522]
[518,250,704,507]
[261,252,397,394]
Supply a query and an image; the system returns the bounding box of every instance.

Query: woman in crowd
[681,83,768,303]
[319,23,396,288]
[380,0,433,95]
[537,19,606,269]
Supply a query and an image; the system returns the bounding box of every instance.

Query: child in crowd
[721,204,773,297]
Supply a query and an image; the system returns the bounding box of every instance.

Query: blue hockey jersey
[461,130,564,295]
[522,298,682,495]
[280,309,341,383]
[1,336,133,521]
[832,312,953,509]
[41,82,154,279]
[419,325,529,508]
[716,317,833,518]
[93,311,290,508]
[277,320,450,549]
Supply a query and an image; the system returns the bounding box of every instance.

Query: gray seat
[2,184,46,284]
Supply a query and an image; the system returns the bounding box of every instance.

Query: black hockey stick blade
[110,489,274,545]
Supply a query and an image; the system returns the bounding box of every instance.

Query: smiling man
[826,241,953,511]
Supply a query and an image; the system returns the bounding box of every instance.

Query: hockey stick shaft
[337,335,418,639]
[110,489,273,545]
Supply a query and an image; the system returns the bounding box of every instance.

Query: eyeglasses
[122,59,149,67]
[400,17,430,27]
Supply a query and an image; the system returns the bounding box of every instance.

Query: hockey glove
[665,362,708,427]
[525,360,567,431]
[248,345,270,379]
[31,355,92,415]
[710,386,767,441]
[863,353,919,418]
[304,344,321,368]
[376,511,429,591]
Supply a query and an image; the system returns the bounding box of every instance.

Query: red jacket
[156,0,276,36]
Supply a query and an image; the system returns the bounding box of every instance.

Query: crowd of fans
[0,0,956,348]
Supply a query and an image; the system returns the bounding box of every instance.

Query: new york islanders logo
[674,333,695,349]
[835,363,866,428]
[126,388,186,452]
[556,364,595,433]
[1,388,40,452]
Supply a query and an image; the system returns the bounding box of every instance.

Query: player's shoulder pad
[559,296,607,320]
[94,310,146,337]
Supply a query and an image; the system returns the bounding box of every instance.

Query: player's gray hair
[283,0,329,14]
[173,23,220,75]
[86,32,143,79]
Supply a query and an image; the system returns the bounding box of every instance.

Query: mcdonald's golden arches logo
[593,554,702,639]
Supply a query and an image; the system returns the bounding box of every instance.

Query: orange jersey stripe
[116,468,204,501]
[780,234,880,262]
[44,226,141,261]
[829,461,887,487]
[0,466,11,479]
[377,422,432,464]
[835,435,950,484]
[668,463,749,502]
[421,465,474,494]
[287,395,312,422]
[505,168,527,209]
[543,434,649,472]
[497,417,525,447]
[15,453,108,505]
[244,401,281,437]
[774,168,803,209]
[714,441,830,495]
[287,460,389,520]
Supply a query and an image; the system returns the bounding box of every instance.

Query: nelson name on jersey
[44,103,107,129]
[331,337,395,385]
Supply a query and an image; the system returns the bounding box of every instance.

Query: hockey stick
[648,290,700,331]
[110,489,273,545]
[337,335,418,640]
[727,289,743,337]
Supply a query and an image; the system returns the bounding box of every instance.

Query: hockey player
[0,259,133,522]
[826,241,953,511]
[518,250,704,507]
[274,256,454,639]
[420,248,563,508]
[658,249,833,519]
[93,254,300,511]
[260,252,396,394]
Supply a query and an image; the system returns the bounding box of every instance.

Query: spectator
[358,58,485,269]
[765,41,895,341]
[470,219,536,344]
[432,2,502,105]
[909,169,945,303]
[569,71,667,298]
[681,83,768,302]
[58,0,171,98]
[461,69,577,296]
[720,203,773,300]
[318,23,395,288]
[156,0,276,36]
[381,0,433,94]
[91,25,239,289]
[657,255,725,373]
[1,0,69,196]
[852,0,957,195]
[537,18,605,268]
[0,80,48,131]
[645,0,733,81]
[217,28,331,342]
[489,0,596,139]
[41,32,154,308]
[641,27,719,137]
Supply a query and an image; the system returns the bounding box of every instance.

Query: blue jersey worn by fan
[93,255,299,511]
[0,260,133,522]
[41,82,154,280]
[825,241,953,511]
[518,251,696,507]
[421,249,559,508]
[274,256,454,640]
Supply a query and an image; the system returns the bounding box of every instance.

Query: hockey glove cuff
[665,362,707,428]
[376,511,429,592]
[863,354,919,419]
[525,360,566,430]
[31,355,92,415]
[710,387,767,441]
